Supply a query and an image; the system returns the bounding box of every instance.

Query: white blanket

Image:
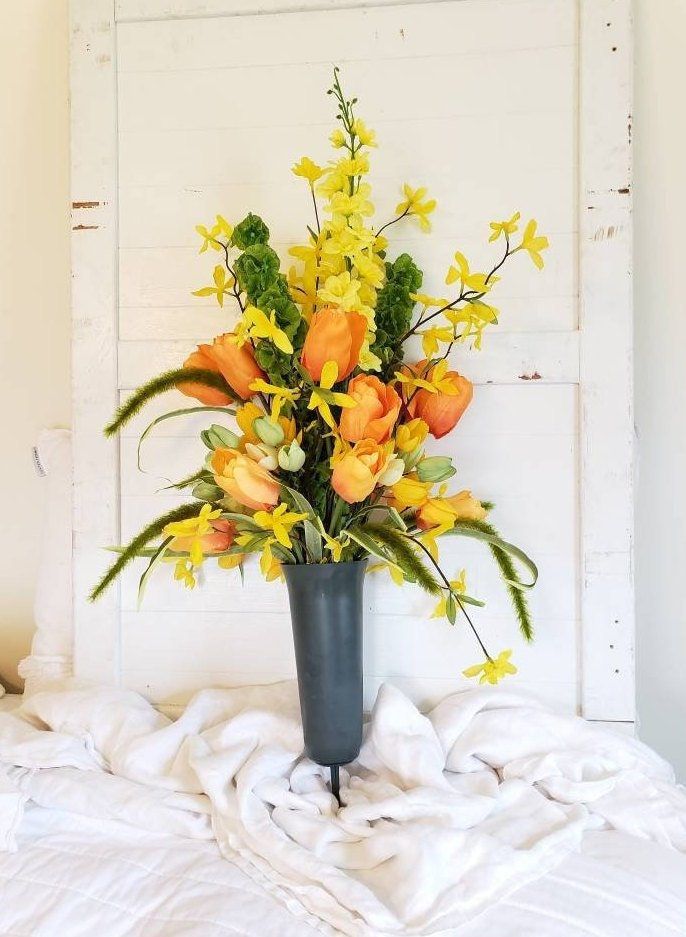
[1,681,684,936]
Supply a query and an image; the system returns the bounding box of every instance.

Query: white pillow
[18,429,73,695]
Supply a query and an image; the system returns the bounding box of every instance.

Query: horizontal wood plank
[117,331,580,387]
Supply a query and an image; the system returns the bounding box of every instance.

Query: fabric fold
[0,680,684,935]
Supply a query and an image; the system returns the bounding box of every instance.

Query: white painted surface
[70,0,121,685]
[68,0,634,721]
[3,0,682,775]
[634,0,686,781]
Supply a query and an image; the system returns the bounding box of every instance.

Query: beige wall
[0,1,70,689]
[0,1,683,778]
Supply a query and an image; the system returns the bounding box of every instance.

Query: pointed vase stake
[330,765,341,806]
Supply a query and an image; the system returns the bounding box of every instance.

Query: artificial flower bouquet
[92,69,548,684]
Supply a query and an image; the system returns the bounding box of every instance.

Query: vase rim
[282,558,368,576]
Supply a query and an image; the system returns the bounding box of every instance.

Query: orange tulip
[408,362,473,439]
[206,332,265,400]
[331,439,392,504]
[170,519,236,555]
[417,490,486,529]
[301,306,367,382]
[179,346,233,406]
[211,448,280,511]
[339,375,401,444]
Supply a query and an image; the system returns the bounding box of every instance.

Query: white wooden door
[71,0,633,722]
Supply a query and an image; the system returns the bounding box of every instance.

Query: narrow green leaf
[137,405,235,470]
[446,593,457,625]
[137,536,173,609]
[90,502,202,601]
[442,523,538,589]
[105,368,235,437]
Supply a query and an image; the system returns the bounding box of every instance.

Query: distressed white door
[71,0,633,721]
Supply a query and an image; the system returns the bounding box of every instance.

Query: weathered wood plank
[71,0,121,684]
[579,0,634,720]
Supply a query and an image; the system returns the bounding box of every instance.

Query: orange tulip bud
[331,439,392,504]
[339,374,401,444]
[416,490,486,529]
[301,306,367,382]
[179,346,233,406]
[408,362,473,439]
[211,448,280,511]
[207,332,266,400]
[170,519,236,555]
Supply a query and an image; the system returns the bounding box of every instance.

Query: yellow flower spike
[395,418,429,453]
[463,649,518,685]
[394,360,459,397]
[215,215,233,240]
[411,293,449,309]
[292,156,325,184]
[174,559,196,589]
[195,223,222,253]
[418,490,486,529]
[243,306,294,354]
[353,253,384,289]
[358,339,383,373]
[395,184,437,232]
[394,370,438,396]
[445,251,495,294]
[165,503,222,568]
[420,325,454,358]
[323,531,345,562]
[489,211,520,242]
[368,561,405,586]
[336,154,371,177]
[431,570,467,618]
[192,265,235,307]
[249,379,300,406]
[328,185,374,219]
[317,168,348,199]
[516,219,549,270]
[389,474,432,511]
[330,128,346,148]
[253,503,309,549]
[218,553,243,571]
[260,540,284,582]
[418,522,452,562]
[352,118,377,147]
[317,271,362,310]
[307,360,357,429]
[235,401,264,444]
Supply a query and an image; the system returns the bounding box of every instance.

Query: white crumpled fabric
[1,681,684,936]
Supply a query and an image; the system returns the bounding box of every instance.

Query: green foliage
[105,369,234,437]
[371,253,423,376]
[231,212,270,250]
[234,244,281,299]
[357,522,442,595]
[89,502,202,601]
[445,517,535,641]
[256,279,302,339]
[254,341,295,386]
[137,405,235,471]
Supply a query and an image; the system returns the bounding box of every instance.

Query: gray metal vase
[283,559,367,767]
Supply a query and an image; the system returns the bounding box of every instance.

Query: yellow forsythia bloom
[463,650,517,685]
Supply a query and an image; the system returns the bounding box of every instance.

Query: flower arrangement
[92,70,548,684]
